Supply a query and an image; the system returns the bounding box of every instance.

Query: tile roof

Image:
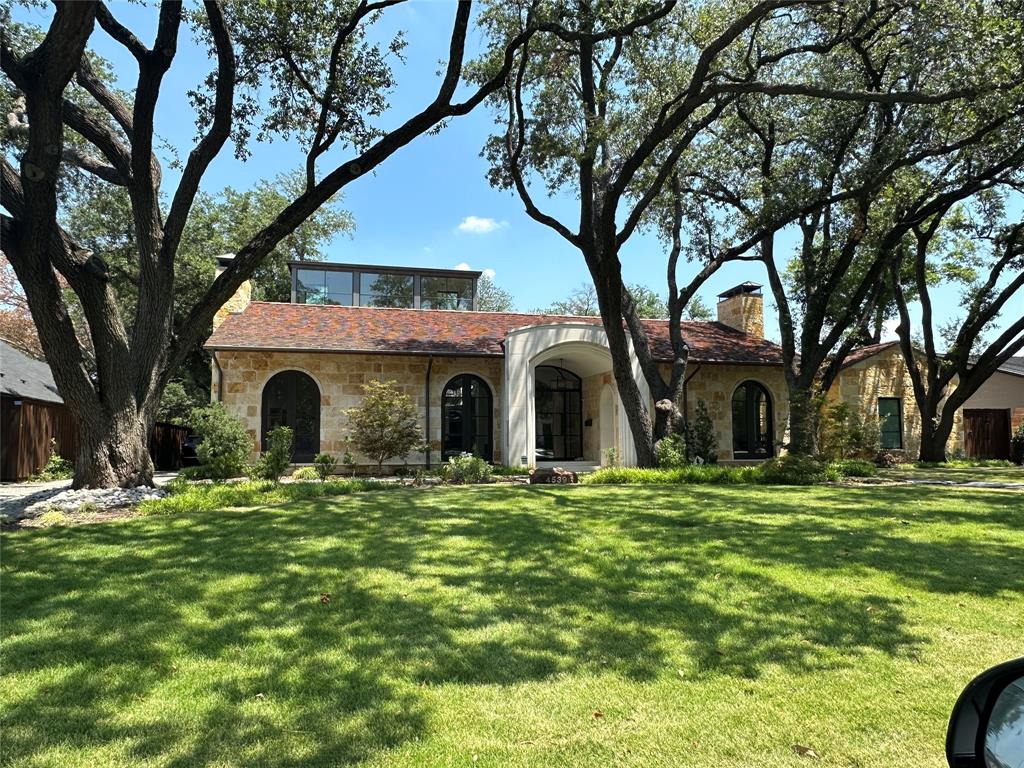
[206,302,784,365]
[0,340,64,403]
[839,341,902,369]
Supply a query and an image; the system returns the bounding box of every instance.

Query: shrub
[832,458,877,478]
[345,379,422,473]
[1011,423,1024,465]
[583,465,759,485]
[440,453,492,484]
[29,438,73,482]
[250,426,294,481]
[490,464,531,476]
[656,433,687,468]
[291,466,319,481]
[139,478,386,515]
[342,450,357,476]
[189,402,252,479]
[685,400,718,463]
[313,453,337,481]
[603,447,619,467]
[756,454,829,485]
[818,402,881,460]
[875,450,900,468]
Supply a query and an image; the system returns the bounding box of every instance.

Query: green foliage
[156,381,202,425]
[818,401,881,460]
[291,466,319,481]
[139,478,385,516]
[489,464,531,476]
[345,380,422,471]
[313,453,338,481]
[250,426,294,482]
[756,455,832,486]
[831,459,877,478]
[188,403,252,480]
[540,282,667,318]
[440,453,492,485]
[686,400,719,464]
[603,447,619,467]
[28,439,73,482]
[584,465,759,485]
[683,295,714,321]
[342,450,357,476]
[655,433,687,469]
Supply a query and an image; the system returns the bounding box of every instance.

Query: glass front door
[535,365,583,461]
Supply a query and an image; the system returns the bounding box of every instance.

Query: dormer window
[290,262,480,310]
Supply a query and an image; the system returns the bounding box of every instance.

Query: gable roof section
[206,302,784,365]
[839,341,902,370]
[998,357,1024,378]
[0,340,64,403]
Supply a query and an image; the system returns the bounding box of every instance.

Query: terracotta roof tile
[839,341,901,369]
[206,302,784,365]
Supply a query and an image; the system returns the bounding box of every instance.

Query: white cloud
[452,263,497,281]
[457,216,507,234]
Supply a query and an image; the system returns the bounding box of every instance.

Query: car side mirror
[947,657,1024,767]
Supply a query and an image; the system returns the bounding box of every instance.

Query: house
[0,339,77,481]
[0,339,191,480]
[205,258,977,469]
[961,357,1024,459]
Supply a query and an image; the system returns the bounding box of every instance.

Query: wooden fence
[1,395,190,481]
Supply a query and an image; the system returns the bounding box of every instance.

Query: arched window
[262,370,320,462]
[442,374,493,461]
[732,380,774,459]
[535,365,583,461]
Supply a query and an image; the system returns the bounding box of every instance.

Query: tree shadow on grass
[4,483,1013,764]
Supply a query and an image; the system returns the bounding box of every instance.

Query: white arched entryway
[503,323,649,468]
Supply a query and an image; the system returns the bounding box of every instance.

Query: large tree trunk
[917,402,955,463]
[75,407,155,488]
[787,384,819,456]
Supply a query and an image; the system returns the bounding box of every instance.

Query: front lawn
[879,464,1024,484]
[2,485,1022,767]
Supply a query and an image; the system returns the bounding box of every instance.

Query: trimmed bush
[832,458,877,478]
[189,402,252,480]
[440,453,492,484]
[655,433,687,469]
[291,466,319,481]
[583,465,759,485]
[313,453,338,481]
[250,426,294,481]
[756,455,830,485]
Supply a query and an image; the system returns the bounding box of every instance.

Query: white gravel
[21,486,167,516]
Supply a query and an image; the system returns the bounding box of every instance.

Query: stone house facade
[205,258,989,468]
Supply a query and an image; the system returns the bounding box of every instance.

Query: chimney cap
[717,282,762,300]
[215,253,236,269]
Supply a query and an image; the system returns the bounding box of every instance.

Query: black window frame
[441,374,493,461]
[535,365,583,461]
[261,370,321,463]
[878,397,903,450]
[731,380,774,460]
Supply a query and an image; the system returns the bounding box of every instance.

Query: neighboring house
[961,357,1024,460]
[0,339,191,480]
[0,339,76,481]
[205,257,1000,469]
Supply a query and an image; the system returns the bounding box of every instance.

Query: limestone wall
[213,350,504,467]
[662,363,789,462]
[716,294,764,338]
[581,372,615,463]
[827,347,964,458]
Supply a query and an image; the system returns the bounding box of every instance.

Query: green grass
[138,477,385,515]
[3,484,1023,767]
[881,464,1024,484]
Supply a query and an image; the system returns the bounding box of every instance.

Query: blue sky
[13,1,1022,345]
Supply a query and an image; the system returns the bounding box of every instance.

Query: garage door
[964,409,1011,459]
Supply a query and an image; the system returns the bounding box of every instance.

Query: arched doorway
[535,365,583,461]
[732,380,774,459]
[442,374,493,461]
[262,370,320,462]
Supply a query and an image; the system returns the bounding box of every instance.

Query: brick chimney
[716,282,764,338]
[212,254,252,330]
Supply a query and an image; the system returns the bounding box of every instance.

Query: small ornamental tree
[189,402,251,479]
[687,400,718,464]
[344,379,422,474]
